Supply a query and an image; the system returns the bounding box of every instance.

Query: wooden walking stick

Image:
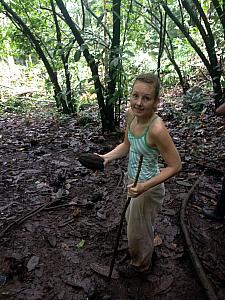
[107,154,144,281]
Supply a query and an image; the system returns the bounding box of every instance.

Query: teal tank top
[128,116,160,181]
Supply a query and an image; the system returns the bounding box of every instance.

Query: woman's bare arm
[128,119,182,196]
[216,102,225,115]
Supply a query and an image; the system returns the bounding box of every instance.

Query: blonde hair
[133,73,160,99]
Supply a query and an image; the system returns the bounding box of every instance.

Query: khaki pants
[126,182,165,272]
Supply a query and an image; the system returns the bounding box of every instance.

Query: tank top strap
[145,115,159,134]
[128,116,135,130]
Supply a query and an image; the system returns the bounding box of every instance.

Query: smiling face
[130,80,159,120]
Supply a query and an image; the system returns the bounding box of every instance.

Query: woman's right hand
[96,154,110,167]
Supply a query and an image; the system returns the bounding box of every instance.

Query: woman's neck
[135,113,156,125]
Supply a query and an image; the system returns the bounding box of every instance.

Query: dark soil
[0,104,224,300]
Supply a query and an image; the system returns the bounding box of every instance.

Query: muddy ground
[0,102,224,300]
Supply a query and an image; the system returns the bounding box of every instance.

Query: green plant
[1,97,27,113]
[183,86,205,114]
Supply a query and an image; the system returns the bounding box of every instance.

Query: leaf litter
[0,100,224,299]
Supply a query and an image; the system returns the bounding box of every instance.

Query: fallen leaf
[146,275,174,295]
[162,208,176,216]
[47,234,57,248]
[90,263,119,279]
[73,208,81,218]
[154,235,162,247]
[27,256,39,272]
[61,242,69,250]
[176,181,192,187]
[76,239,85,248]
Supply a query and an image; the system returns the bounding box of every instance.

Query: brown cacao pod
[78,153,104,171]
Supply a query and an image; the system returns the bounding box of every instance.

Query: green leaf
[80,44,88,52]
[110,57,119,67]
[124,50,135,57]
[97,13,104,27]
[74,49,81,62]
[88,75,99,82]
[76,239,85,248]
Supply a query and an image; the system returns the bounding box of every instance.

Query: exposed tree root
[180,173,218,300]
[0,199,61,240]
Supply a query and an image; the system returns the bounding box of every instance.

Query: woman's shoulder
[150,116,168,136]
[216,102,225,115]
[146,116,169,147]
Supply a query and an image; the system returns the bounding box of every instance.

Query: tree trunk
[212,0,225,40]
[106,0,121,132]
[165,33,189,93]
[182,0,223,107]
[0,0,70,113]
[142,2,188,94]
[55,0,108,131]
[157,9,166,77]
[161,1,223,108]
[50,0,74,113]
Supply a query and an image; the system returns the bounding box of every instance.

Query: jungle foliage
[0,0,224,132]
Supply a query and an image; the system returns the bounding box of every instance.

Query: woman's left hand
[127,182,146,198]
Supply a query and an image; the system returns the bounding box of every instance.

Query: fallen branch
[180,173,218,300]
[58,217,75,228]
[0,199,60,240]
[44,203,77,211]
[190,159,224,176]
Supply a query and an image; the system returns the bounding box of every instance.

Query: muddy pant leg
[125,184,165,272]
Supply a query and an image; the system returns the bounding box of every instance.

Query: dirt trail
[0,112,224,300]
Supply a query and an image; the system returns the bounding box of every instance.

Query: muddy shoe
[117,265,151,279]
[202,207,224,221]
[118,251,130,264]
[146,275,174,295]
[90,263,119,279]
[117,265,140,278]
